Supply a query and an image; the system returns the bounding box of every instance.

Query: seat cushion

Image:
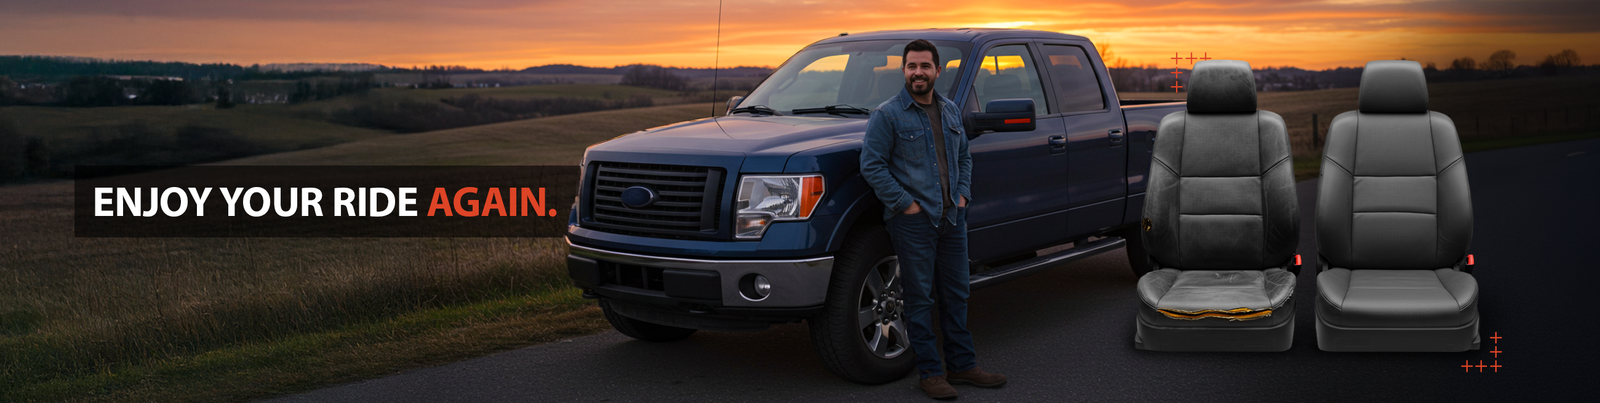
[1317,268,1477,328]
[1138,268,1295,321]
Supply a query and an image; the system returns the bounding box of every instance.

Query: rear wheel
[600,299,697,342]
[808,224,915,384]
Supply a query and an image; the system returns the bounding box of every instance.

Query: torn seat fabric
[1140,269,1295,321]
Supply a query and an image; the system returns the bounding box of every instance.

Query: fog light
[739,273,772,301]
[754,275,771,298]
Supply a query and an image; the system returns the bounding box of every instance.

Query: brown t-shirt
[917,100,953,221]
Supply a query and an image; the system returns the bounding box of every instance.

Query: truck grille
[587,162,724,239]
[600,261,665,291]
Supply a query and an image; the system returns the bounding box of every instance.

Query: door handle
[1109,129,1125,147]
[1047,135,1067,154]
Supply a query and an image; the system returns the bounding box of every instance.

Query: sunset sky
[1,0,1597,70]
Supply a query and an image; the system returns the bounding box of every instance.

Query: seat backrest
[869,70,899,101]
[978,74,1024,103]
[1316,60,1472,270]
[1142,60,1299,270]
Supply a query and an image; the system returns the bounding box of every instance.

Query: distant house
[104,75,185,81]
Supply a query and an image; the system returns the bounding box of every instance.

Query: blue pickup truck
[566,28,1185,383]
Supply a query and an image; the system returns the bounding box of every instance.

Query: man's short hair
[903,39,940,68]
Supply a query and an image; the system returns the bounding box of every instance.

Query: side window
[1041,45,1107,113]
[975,44,1048,116]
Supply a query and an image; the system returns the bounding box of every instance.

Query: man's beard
[905,75,933,96]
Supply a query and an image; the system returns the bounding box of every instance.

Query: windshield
[739,39,971,114]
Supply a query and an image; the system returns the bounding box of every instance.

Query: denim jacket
[860,86,973,227]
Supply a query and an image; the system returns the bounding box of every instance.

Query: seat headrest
[1186,60,1257,114]
[1358,60,1428,113]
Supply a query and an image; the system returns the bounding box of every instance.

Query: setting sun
[0,0,1595,69]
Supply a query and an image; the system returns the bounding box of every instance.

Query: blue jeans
[887,206,975,379]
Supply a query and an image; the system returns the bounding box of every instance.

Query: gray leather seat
[1135,60,1300,351]
[1314,60,1479,352]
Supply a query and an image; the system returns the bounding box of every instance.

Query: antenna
[711,0,723,117]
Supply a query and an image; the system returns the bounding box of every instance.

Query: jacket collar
[896,85,948,112]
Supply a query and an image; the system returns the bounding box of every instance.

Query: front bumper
[566,240,834,329]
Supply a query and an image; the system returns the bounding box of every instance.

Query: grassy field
[4,74,1598,402]
[0,83,711,181]
[1122,74,1600,178]
[0,84,694,144]
[0,104,389,156]
[273,84,691,115]
[0,102,728,402]
[231,102,727,166]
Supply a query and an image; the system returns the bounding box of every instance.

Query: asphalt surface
[269,138,1600,402]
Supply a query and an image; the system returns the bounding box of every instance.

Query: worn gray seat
[1135,60,1300,352]
[1314,60,1479,351]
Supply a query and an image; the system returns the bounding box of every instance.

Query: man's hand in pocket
[905,201,922,215]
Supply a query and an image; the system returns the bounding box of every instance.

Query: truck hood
[584,115,867,173]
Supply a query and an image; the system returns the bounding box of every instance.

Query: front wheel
[808,224,916,384]
[600,299,697,342]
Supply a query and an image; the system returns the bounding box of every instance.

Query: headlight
[734,174,824,239]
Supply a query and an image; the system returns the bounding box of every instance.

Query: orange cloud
[0,0,1594,70]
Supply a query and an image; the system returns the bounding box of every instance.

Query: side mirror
[725,96,745,116]
[972,98,1036,133]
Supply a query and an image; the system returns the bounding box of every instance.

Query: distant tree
[140,79,194,105]
[0,120,22,182]
[23,136,49,177]
[63,76,127,107]
[1539,49,1582,74]
[1095,41,1129,68]
[1450,57,1477,71]
[0,76,15,106]
[0,56,251,82]
[290,80,313,103]
[619,64,687,91]
[215,84,235,108]
[1423,62,1438,73]
[1485,50,1517,72]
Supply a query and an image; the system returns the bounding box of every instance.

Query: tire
[807,224,916,384]
[600,299,697,342]
[1116,225,1154,278]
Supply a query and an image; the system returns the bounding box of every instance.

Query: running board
[970,237,1126,290]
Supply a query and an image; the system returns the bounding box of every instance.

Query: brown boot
[920,375,959,400]
[947,366,1007,388]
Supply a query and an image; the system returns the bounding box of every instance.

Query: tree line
[1091,44,1589,93]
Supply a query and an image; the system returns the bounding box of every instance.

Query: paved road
[271,138,1600,402]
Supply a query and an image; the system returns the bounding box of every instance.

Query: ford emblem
[620,186,658,209]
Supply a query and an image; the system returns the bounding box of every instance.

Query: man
[859,39,1006,400]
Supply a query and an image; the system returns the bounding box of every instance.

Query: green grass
[7,287,606,403]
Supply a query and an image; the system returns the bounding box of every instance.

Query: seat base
[1135,304,1295,352]
[1315,314,1479,352]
